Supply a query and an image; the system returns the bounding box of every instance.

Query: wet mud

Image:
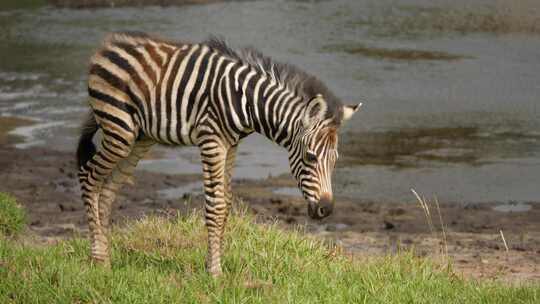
[362,0,540,37]
[324,44,469,61]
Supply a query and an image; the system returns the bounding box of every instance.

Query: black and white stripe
[77,32,361,277]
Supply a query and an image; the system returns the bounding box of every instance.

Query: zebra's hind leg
[98,138,154,253]
[199,139,230,277]
[79,130,136,267]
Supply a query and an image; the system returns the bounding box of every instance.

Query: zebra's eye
[306,151,318,163]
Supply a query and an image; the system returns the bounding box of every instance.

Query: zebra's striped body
[77,32,361,277]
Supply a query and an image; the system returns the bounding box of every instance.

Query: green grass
[0,0,46,10]
[0,192,26,237]
[0,201,539,303]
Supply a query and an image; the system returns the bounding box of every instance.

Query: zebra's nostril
[317,206,327,217]
[319,197,334,217]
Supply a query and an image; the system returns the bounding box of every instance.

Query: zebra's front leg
[200,140,230,277]
[221,144,237,240]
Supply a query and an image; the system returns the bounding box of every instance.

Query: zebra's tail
[76,112,98,168]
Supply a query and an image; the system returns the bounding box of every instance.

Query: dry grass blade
[243,280,273,289]
[499,230,509,252]
[411,188,434,234]
[411,189,449,263]
[434,197,448,257]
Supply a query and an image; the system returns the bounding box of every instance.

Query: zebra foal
[77,32,361,277]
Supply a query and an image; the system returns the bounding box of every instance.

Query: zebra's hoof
[206,262,223,277]
[209,269,223,278]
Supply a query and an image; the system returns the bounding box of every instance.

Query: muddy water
[0,0,539,203]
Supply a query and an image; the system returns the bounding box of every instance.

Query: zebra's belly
[141,112,197,146]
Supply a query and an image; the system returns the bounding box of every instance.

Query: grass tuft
[412,189,449,259]
[0,192,26,237]
[1,205,539,303]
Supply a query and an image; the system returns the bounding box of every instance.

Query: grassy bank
[1,194,539,303]
[0,193,26,236]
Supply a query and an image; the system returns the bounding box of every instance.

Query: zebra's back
[88,32,219,146]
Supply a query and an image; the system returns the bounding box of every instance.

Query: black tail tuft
[76,112,98,169]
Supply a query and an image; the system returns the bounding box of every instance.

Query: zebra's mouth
[307,200,333,220]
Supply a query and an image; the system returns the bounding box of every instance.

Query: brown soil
[0,143,538,284]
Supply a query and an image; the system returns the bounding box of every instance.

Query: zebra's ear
[302,94,327,128]
[342,103,362,123]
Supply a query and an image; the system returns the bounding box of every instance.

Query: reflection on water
[0,0,539,203]
[340,126,540,168]
[158,181,201,200]
[10,119,67,149]
[493,202,532,213]
[0,116,35,145]
[138,134,289,179]
[335,160,540,203]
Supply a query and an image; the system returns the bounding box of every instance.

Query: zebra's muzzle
[307,197,333,220]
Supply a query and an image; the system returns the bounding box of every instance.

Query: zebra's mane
[204,37,344,121]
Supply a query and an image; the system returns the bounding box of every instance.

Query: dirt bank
[0,142,538,284]
[48,0,226,9]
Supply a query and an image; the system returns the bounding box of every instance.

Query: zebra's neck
[230,64,304,149]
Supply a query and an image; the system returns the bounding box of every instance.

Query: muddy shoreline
[1,139,538,284]
[47,0,226,9]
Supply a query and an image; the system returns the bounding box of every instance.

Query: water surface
[1,0,539,203]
